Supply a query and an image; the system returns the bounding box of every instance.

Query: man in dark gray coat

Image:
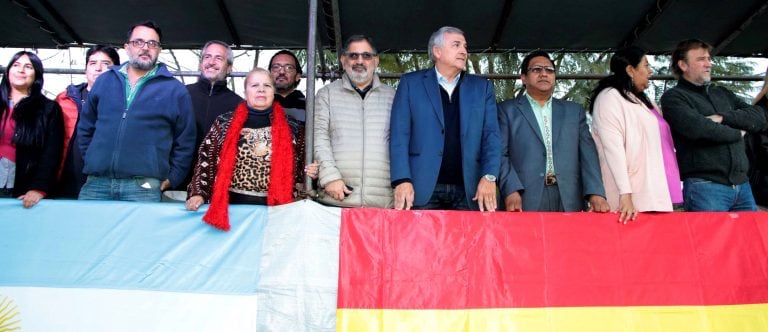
[661,39,767,212]
[498,51,609,212]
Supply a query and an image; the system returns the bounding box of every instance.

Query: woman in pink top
[589,47,683,223]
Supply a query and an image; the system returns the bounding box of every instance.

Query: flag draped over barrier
[0,199,340,331]
[2,199,767,331]
[337,210,768,331]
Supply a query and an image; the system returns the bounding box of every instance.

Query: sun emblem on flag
[0,295,21,331]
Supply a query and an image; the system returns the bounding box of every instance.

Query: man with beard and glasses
[269,50,305,122]
[498,50,608,213]
[269,49,315,192]
[661,39,767,211]
[389,26,500,211]
[77,21,195,202]
[314,35,395,207]
[174,40,242,193]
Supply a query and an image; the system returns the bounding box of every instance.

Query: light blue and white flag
[0,199,340,331]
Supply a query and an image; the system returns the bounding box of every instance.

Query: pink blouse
[0,108,16,162]
[649,108,683,204]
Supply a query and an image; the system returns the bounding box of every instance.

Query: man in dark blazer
[389,26,500,211]
[498,51,609,212]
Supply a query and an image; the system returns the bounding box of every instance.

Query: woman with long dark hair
[0,51,64,207]
[589,46,682,223]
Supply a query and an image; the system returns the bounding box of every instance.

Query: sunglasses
[345,52,377,60]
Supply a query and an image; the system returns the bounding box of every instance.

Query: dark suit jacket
[497,95,605,211]
[389,68,500,209]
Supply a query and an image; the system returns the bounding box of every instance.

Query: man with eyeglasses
[497,50,608,212]
[389,26,500,211]
[269,50,305,122]
[77,21,196,202]
[175,40,242,192]
[314,35,395,207]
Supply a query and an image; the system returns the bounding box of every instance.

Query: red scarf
[203,101,295,231]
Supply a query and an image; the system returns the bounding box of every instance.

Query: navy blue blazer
[389,68,500,209]
[497,95,605,211]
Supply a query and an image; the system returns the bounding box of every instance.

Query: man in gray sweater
[661,39,768,211]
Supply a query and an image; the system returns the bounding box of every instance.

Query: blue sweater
[78,63,196,187]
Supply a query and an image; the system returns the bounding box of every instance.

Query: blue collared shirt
[435,68,461,100]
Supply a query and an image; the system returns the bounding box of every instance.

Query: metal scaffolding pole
[305,0,318,192]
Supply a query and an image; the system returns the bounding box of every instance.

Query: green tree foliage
[377,53,432,87]
[371,51,760,109]
[482,52,523,101]
[549,52,609,108]
[652,55,758,100]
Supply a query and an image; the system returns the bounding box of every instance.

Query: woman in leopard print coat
[185,68,317,231]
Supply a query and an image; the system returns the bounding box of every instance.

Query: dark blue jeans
[414,183,470,210]
[79,176,162,202]
[683,178,757,212]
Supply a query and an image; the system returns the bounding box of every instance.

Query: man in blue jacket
[389,26,500,211]
[77,21,196,201]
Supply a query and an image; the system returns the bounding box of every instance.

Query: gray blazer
[497,95,605,211]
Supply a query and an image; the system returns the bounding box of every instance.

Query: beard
[202,66,227,82]
[129,52,157,71]
[346,64,373,86]
[274,75,296,92]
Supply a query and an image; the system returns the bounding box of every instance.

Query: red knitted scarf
[203,101,295,231]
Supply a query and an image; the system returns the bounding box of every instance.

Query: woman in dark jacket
[0,51,64,207]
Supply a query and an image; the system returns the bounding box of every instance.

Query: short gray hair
[201,40,234,66]
[428,26,464,61]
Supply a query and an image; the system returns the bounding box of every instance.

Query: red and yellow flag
[337,210,768,331]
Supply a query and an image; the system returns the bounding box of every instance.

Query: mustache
[352,64,367,71]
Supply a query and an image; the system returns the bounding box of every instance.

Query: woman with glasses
[589,46,682,223]
[185,68,317,231]
[0,51,64,208]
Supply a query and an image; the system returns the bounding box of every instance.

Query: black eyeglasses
[528,66,555,75]
[345,52,376,60]
[129,39,161,49]
[270,64,297,72]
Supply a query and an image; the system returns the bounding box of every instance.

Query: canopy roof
[2,0,767,57]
